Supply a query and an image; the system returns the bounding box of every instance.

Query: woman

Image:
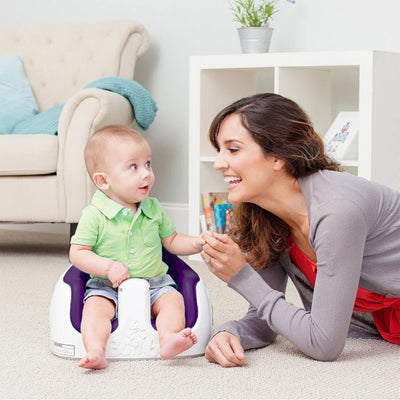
[201,93,400,367]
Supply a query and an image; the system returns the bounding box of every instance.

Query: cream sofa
[0,20,149,232]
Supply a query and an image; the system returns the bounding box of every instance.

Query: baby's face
[104,137,154,207]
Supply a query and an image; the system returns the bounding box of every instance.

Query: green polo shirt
[71,190,176,279]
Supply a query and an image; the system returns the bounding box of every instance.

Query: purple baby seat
[63,248,200,333]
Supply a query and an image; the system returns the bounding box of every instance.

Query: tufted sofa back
[0,20,149,111]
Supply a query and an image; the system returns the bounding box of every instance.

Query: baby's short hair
[84,124,143,179]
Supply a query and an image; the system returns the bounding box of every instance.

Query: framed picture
[323,112,359,160]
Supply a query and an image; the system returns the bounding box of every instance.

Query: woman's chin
[227,190,243,204]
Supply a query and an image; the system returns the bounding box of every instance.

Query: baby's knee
[83,295,116,320]
[152,290,184,314]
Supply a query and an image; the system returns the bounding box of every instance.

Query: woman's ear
[272,158,286,171]
[92,172,109,190]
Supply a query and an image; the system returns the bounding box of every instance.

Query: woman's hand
[205,331,248,367]
[201,231,247,282]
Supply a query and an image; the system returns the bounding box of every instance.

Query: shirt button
[130,248,135,254]
[122,210,128,216]
[129,231,133,236]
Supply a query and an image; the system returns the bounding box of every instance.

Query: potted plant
[231,0,294,53]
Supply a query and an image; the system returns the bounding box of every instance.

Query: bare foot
[78,352,108,369]
[160,327,198,359]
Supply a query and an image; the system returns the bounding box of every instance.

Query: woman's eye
[229,147,239,153]
[129,164,137,171]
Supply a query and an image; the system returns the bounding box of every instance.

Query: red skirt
[288,238,400,344]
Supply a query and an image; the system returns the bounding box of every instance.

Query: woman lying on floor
[201,93,400,367]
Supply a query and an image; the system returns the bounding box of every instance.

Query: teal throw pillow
[0,54,39,133]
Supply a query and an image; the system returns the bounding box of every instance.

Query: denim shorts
[83,274,178,317]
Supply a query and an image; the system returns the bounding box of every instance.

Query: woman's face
[213,113,280,205]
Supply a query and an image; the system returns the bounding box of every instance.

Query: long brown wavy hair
[209,93,340,270]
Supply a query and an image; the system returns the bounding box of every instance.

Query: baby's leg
[79,296,115,369]
[152,291,197,359]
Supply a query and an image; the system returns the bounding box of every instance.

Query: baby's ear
[92,172,109,190]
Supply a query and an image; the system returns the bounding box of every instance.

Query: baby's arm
[69,244,130,288]
[161,232,204,256]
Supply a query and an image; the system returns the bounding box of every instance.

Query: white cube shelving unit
[188,51,400,239]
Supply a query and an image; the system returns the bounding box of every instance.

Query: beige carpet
[0,228,399,400]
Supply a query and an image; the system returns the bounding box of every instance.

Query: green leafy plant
[231,0,277,27]
[231,0,294,27]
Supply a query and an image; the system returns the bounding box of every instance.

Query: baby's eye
[145,161,152,168]
[129,164,137,171]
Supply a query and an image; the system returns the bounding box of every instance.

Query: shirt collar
[138,197,154,219]
[91,190,154,219]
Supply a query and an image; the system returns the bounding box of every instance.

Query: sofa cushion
[0,55,39,133]
[0,134,58,175]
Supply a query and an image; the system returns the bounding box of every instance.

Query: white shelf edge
[200,156,217,162]
[189,50,379,70]
[338,160,359,167]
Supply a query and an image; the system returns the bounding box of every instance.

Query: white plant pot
[237,26,273,54]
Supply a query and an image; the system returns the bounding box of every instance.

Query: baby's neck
[126,203,139,214]
[102,190,139,214]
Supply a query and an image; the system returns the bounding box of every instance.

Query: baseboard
[0,202,189,235]
[0,222,70,235]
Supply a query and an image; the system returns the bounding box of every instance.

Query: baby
[70,125,203,369]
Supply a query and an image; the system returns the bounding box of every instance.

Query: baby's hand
[200,230,214,243]
[197,231,215,252]
[107,261,130,288]
[195,233,207,252]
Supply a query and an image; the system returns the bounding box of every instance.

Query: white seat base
[49,270,212,360]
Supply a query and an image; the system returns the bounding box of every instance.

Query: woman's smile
[224,175,243,191]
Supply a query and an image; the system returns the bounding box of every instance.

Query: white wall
[3,0,400,232]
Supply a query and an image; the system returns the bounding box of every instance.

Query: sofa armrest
[57,88,135,222]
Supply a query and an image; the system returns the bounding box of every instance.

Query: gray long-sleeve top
[219,170,400,361]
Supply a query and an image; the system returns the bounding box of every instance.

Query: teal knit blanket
[11,77,158,134]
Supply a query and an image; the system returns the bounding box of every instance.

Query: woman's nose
[213,152,228,171]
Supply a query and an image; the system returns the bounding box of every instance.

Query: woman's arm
[205,259,288,367]
[211,305,277,351]
[216,264,288,349]
[203,202,369,361]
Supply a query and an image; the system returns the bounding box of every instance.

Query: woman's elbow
[307,340,344,362]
